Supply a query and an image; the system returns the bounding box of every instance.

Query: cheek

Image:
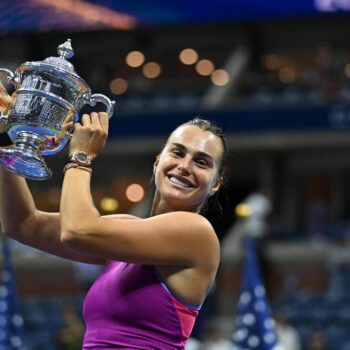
[200,171,217,188]
[154,161,167,186]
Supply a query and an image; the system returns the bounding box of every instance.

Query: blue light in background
[0,0,349,33]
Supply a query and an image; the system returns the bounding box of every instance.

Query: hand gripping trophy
[0,39,115,180]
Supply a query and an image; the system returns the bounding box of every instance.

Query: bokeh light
[195,59,215,76]
[126,184,145,202]
[142,62,162,79]
[110,77,128,95]
[179,48,199,65]
[125,50,145,68]
[235,203,251,218]
[278,67,296,83]
[100,197,119,212]
[211,69,230,86]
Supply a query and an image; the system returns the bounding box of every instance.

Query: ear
[209,176,223,196]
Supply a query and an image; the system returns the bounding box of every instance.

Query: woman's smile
[167,174,195,190]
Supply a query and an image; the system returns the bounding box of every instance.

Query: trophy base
[0,132,52,180]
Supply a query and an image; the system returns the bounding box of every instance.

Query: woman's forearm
[60,168,100,236]
[60,111,108,243]
[0,168,37,236]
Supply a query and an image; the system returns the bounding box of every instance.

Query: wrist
[63,162,92,175]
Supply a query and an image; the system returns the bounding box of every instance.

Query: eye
[196,159,209,167]
[171,148,183,157]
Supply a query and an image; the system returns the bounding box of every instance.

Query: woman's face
[154,124,223,212]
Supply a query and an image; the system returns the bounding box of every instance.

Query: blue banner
[233,237,279,350]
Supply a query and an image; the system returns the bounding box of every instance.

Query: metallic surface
[0,39,115,180]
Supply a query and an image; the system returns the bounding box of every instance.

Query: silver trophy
[0,39,115,180]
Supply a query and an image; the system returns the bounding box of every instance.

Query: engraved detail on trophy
[0,39,115,180]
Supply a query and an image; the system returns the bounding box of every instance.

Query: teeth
[169,176,191,188]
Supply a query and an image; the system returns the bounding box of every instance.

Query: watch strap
[63,162,92,175]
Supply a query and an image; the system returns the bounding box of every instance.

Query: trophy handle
[85,93,115,118]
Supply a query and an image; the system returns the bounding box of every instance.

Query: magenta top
[82,261,200,349]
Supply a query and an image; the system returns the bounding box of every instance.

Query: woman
[0,85,227,349]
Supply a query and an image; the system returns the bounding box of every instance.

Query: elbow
[60,224,86,245]
[60,209,101,245]
[60,221,95,246]
[60,225,97,255]
[60,228,76,244]
[60,228,87,251]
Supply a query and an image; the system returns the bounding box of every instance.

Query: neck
[150,191,202,216]
[150,192,169,216]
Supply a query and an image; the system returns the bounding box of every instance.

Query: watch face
[76,152,88,162]
[72,152,91,165]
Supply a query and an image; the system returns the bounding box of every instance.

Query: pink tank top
[82,261,200,349]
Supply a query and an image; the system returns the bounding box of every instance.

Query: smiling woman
[0,82,227,350]
[153,119,226,214]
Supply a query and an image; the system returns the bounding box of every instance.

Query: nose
[177,156,191,175]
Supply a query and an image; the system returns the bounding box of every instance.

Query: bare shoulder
[152,211,220,256]
[105,211,218,249]
[106,211,215,237]
[156,212,220,274]
[159,211,216,233]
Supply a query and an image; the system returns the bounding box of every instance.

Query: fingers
[90,112,100,127]
[81,114,91,126]
[81,112,109,132]
[99,112,109,133]
[91,112,108,129]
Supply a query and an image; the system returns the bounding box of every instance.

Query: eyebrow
[171,142,214,162]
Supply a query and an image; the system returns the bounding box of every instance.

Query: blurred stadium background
[1,0,350,349]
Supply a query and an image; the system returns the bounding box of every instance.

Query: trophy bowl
[0,39,115,180]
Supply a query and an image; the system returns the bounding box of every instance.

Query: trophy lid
[43,39,75,72]
[18,39,90,93]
